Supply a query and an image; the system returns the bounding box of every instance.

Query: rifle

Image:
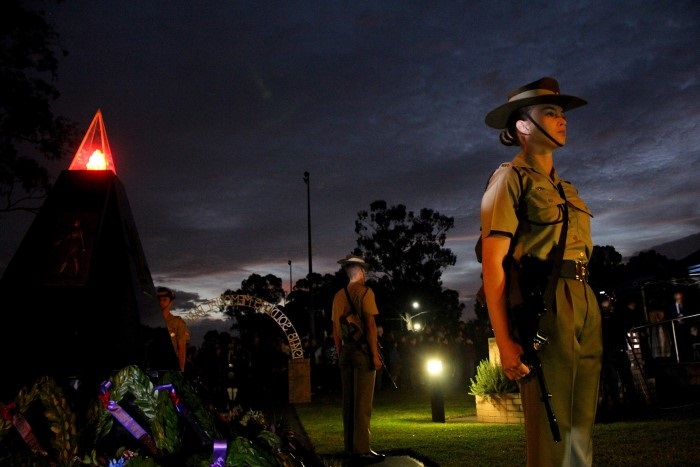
[510,256,562,443]
[520,331,561,443]
[377,342,398,389]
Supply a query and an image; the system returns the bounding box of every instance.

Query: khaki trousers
[339,342,376,454]
[521,278,603,467]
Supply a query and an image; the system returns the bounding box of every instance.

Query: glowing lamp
[426,357,445,422]
[68,109,116,174]
[427,358,443,376]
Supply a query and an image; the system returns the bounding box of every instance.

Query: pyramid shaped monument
[0,110,178,400]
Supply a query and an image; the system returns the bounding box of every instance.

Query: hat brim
[485,94,587,129]
[338,259,370,270]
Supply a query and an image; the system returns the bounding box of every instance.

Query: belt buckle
[575,261,588,282]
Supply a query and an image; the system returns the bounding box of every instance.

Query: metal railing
[629,312,700,364]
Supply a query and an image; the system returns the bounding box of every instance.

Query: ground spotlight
[426,357,445,423]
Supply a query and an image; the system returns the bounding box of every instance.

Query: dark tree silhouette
[352,200,463,332]
[624,250,687,283]
[236,273,285,304]
[589,244,625,293]
[286,271,345,338]
[0,0,80,213]
[217,273,286,339]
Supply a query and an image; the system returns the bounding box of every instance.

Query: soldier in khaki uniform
[480,77,602,466]
[332,254,385,464]
[157,286,190,372]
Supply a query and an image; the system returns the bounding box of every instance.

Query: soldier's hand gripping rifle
[510,256,562,443]
[520,331,561,443]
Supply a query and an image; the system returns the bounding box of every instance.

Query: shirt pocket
[525,185,565,225]
[561,182,593,217]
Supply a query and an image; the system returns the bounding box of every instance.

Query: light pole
[401,301,430,331]
[303,171,315,338]
[303,171,312,277]
[287,260,292,305]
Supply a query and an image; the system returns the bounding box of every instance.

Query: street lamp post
[303,171,312,278]
[288,260,292,304]
[303,171,315,339]
[401,301,429,331]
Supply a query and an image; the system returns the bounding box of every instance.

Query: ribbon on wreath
[99,381,158,455]
[154,383,212,446]
[210,439,228,467]
[1,403,49,457]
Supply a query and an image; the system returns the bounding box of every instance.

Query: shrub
[468,359,519,397]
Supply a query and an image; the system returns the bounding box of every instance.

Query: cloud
[2,1,698,326]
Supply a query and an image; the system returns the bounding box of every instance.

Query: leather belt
[560,260,588,282]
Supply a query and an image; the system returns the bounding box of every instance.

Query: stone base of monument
[288,357,312,403]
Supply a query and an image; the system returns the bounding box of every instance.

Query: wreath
[0,375,78,463]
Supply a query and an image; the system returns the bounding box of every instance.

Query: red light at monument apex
[68,109,116,174]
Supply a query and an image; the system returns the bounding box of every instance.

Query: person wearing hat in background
[157,286,191,372]
[479,77,602,466]
[332,254,385,464]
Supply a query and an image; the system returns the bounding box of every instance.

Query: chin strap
[525,113,564,147]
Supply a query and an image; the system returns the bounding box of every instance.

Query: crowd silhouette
[181,321,482,412]
[182,287,697,420]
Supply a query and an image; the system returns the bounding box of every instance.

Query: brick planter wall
[475,393,524,424]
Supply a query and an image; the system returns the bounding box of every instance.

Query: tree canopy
[234,273,285,305]
[223,200,466,339]
[1,0,79,213]
[352,200,464,332]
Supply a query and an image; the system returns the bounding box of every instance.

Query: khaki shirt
[165,313,190,351]
[332,282,379,340]
[480,152,594,263]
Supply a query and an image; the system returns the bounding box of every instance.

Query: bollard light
[427,357,445,423]
[427,358,443,376]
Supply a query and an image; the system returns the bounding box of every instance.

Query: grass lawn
[294,384,700,466]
